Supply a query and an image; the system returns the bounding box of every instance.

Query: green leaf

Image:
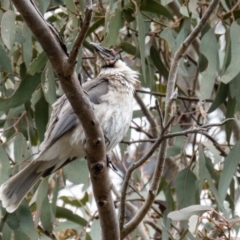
[22,24,32,67]
[36,178,53,231]
[63,159,89,189]
[175,168,199,209]
[0,43,12,73]
[230,72,240,111]
[60,193,89,208]
[150,46,169,79]
[34,89,49,142]
[0,145,10,184]
[87,17,105,36]
[103,4,124,47]
[1,10,16,49]
[218,141,240,202]
[198,147,226,214]
[42,62,57,104]
[28,52,48,75]
[7,201,38,239]
[174,19,190,52]
[0,73,41,111]
[160,27,176,50]
[223,9,240,20]
[90,220,101,240]
[122,7,135,22]
[56,206,87,226]
[140,0,174,20]
[199,28,218,101]
[136,5,146,82]
[221,22,240,84]
[208,82,229,113]
[120,42,137,56]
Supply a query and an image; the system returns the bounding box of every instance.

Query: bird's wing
[40,78,109,150]
[83,77,109,104]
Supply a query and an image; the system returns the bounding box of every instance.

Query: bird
[0,43,140,213]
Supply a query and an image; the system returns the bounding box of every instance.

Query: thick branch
[11,1,119,239]
[121,0,220,237]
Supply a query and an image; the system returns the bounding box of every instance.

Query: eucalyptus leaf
[175,168,199,209]
[221,22,240,84]
[0,73,41,111]
[1,10,16,49]
[103,4,124,47]
[0,43,12,73]
[168,205,213,221]
[218,140,240,202]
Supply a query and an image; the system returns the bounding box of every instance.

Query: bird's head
[90,42,120,68]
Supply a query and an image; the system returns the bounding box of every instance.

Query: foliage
[0,0,240,239]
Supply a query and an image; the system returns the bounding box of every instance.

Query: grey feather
[83,77,109,104]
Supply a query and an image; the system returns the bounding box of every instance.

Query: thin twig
[135,93,159,138]
[155,99,163,129]
[144,220,162,235]
[66,1,92,74]
[136,89,213,103]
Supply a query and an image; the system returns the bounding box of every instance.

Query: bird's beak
[90,42,113,58]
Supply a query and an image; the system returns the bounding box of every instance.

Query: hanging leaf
[175,168,199,209]
[0,73,41,111]
[34,89,49,142]
[150,45,169,79]
[221,22,240,84]
[56,206,87,226]
[168,205,213,221]
[140,0,173,20]
[0,43,12,73]
[28,52,48,75]
[136,5,146,82]
[103,4,124,47]
[208,82,229,113]
[1,10,16,49]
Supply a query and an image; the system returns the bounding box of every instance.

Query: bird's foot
[106,155,118,172]
[104,135,110,145]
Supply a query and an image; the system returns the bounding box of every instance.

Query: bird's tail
[0,162,42,213]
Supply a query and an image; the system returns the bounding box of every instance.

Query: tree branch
[121,0,220,237]
[11,1,119,239]
[136,89,214,103]
[135,93,159,138]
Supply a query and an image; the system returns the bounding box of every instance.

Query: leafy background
[0,0,240,239]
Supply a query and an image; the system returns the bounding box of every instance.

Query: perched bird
[0,43,139,213]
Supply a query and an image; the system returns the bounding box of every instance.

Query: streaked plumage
[0,43,140,213]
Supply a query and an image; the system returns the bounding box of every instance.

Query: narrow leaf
[175,168,199,209]
[168,205,213,221]
[0,73,41,111]
[199,28,218,101]
[140,0,173,20]
[103,5,123,47]
[1,10,16,49]
[28,52,48,75]
[221,22,240,84]
[0,43,12,73]
[136,5,146,81]
[208,82,229,113]
[56,206,87,226]
[218,140,240,201]
[150,46,169,79]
